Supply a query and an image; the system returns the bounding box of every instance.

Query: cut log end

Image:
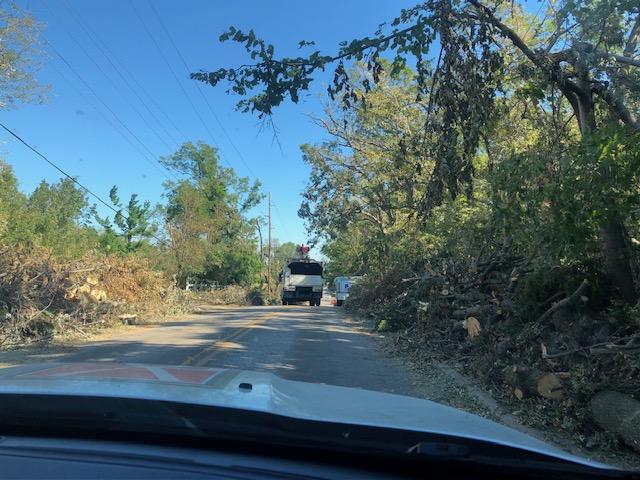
[507,367,563,400]
[537,372,563,399]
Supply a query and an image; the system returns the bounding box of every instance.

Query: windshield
[288,262,323,276]
[1,0,640,473]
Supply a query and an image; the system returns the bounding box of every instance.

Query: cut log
[508,267,522,292]
[537,372,564,399]
[591,391,640,453]
[505,366,563,400]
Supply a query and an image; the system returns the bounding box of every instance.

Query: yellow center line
[181,310,281,367]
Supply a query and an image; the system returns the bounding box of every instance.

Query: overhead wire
[39,0,179,156]
[59,0,186,149]
[0,122,170,246]
[9,0,174,182]
[146,0,258,180]
[145,1,290,232]
[43,54,169,177]
[272,203,291,240]
[11,1,290,243]
[127,0,233,170]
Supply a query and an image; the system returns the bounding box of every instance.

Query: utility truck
[280,245,324,306]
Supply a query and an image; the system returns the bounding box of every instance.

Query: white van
[333,276,362,306]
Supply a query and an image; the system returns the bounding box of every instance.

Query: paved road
[53,303,420,396]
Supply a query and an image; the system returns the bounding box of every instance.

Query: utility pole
[267,192,272,293]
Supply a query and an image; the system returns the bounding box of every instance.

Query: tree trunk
[601,218,638,305]
[591,391,640,453]
[572,73,638,306]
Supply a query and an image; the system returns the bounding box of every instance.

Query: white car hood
[0,363,606,468]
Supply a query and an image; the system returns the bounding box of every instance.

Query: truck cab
[281,245,324,306]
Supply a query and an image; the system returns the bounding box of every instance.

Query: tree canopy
[194,0,640,304]
[160,141,264,286]
[0,3,48,110]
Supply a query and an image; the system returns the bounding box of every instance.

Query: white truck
[280,245,324,306]
[333,276,362,306]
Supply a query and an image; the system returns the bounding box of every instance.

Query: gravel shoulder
[340,309,640,471]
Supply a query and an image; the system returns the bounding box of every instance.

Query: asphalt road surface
[51,302,420,397]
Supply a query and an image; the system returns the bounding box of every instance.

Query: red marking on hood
[23,364,121,377]
[79,367,159,380]
[163,367,220,384]
[23,365,158,380]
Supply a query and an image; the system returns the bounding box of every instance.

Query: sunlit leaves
[0,4,48,110]
[159,141,264,285]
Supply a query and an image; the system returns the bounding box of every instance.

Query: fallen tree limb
[542,335,640,359]
[541,291,565,308]
[537,279,590,323]
[591,391,640,454]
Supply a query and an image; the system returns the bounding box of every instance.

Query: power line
[2,123,119,217]
[127,0,233,171]
[144,1,280,224]
[45,39,174,181]
[44,56,163,172]
[59,0,185,149]
[132,0,271,224]
[272,202,291,240]
[10,0,174,182]
[39,0,179,155]
[146,0,258,180]
[0,122,169,246]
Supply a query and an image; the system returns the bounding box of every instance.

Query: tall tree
[194,0,640,304]
[160,141,263,286]
[0,159,29,244]
[25,177,95,257]
[298,64,430,262]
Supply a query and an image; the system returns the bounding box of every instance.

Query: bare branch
[467,0,539,64]
[593,84,640,131]
[593,51,640,68]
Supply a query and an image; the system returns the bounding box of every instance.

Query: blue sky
[3,0,416,250]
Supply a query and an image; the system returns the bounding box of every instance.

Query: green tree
[26,178,96,258]
[0,159,29,244]
[298,64,431,263]
[160,141,264,286]
[195,0,640,304]
[271,240,296,284]
[96,186,157,253]
[0,3,48,110]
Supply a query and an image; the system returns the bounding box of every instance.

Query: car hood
[0,362,604,468]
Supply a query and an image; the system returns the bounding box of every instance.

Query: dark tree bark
[601,218,638,305]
